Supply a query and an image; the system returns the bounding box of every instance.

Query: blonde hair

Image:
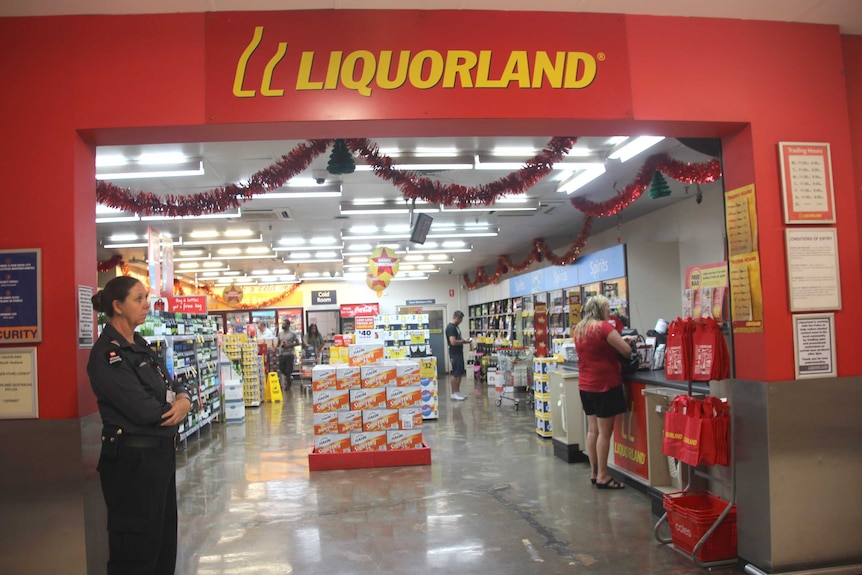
[572,295,610,342]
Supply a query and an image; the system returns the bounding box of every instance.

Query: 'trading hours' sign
[312,290,337,305]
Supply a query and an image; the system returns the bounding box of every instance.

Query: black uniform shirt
[87,323,190,437]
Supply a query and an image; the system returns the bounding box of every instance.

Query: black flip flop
[596,478,625,490]
[591,478,596,485]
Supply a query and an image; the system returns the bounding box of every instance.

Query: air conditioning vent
[242,208,293,221]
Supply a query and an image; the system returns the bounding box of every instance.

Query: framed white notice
[778,142,835,224]
[0,347,39,419]
[792,313,836,379]
[785,228,841,312]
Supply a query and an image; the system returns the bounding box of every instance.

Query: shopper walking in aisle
[277,318,299,388]
[303,323,325,359]
[446,310,472,401]
[87,276,193,575]
[571,295,635,489]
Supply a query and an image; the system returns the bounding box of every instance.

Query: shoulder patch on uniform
[110,340,121,347]
[105,350,123,366]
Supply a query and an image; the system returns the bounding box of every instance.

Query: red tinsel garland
[570,154,721,217]
[197,283,299,310]
[463,217,594,289]
[347,137,577,208]
[97,255,131,276]
[96,140,332,217]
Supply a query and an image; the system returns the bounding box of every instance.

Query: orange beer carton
[360,364,397,388]
[350,431,387,452]
[349,387,387,411]
[311,365,337,391]
[386,429,424,450]
[314,434,351,454]
[362,408,400,432]
[312,389,349,413]
[336,365,361,390]
[337,410,363,434]
[385,385,422,409]
[348,344,384,367]
[313,412,339,435]
[398,407,424,429]
[395,361,421,386]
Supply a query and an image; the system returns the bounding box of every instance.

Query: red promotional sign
[340,303,380,318]
[204,11,632,124]
[167,296,208,314]
[613,381,649,480]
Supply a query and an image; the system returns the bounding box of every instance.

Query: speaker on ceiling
[409,212,433,244]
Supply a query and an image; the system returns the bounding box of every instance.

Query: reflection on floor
[175,377,737,575]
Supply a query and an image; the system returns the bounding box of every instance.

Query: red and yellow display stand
[308,443,431,471]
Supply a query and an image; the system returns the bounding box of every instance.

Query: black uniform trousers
[98,435,178,575]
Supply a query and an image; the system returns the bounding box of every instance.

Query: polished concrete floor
[175,378,738,575]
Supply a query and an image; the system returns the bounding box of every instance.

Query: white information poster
[0,347,38,419]
[785,228,841,312]
[77,285,94,348]
[792,313,836,379]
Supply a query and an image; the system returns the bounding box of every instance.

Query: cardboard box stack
[533,357,557,438]
[241,342,263,407]
[418,357,439,420]
[312,358,424,454]
[220,342,245,423]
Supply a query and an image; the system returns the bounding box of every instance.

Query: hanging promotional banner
[147,227,174,297]
[340,303,380,318]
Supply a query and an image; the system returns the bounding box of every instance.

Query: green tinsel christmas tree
[327,139,356,175]
[648,171,671,199]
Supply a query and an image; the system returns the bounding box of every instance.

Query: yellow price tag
[409,332,425,344]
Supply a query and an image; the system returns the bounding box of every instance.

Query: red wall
[0,11,858,418]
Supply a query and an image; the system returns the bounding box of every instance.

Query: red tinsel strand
[347,137,578,208]
[97,254,125,273]
[571,154,721,218]
[96,140,332,217]
[462,217,594,290]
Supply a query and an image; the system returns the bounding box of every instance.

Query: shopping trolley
[494,347,534,410]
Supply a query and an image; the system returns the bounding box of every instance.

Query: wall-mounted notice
[724,185,763,333]
[792,313,836,379]
[779,142,835,224]
[785,228,841,312]
[0,347,38,419]
[77,285,94,348]
[0,249,42,343]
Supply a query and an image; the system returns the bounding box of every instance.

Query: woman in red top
[572,295,636,489]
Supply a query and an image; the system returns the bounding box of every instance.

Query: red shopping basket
[663,491,737,562]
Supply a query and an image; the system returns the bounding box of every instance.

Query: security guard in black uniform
[88,276,192,575]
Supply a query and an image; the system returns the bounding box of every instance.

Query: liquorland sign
[205,11,632,123]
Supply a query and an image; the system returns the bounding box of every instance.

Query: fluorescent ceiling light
[260,190,342,199]
[181,235,263,246]
[178,262,200,269]
[177,249,205,257]
[272,245,343,252]
[608,136,665,163]
[223,229,254,237]
[309,236,337,245]
[287,252,312,259]
[315,251,337,259]
[202,261,225,268]
[217,248,242,255]
[350,225,378,234]
[138,152,188,165]
[347,256,368,264]
[428,230,498,238]
[95,155,127,168]
[96,216,141,224]
[284,258,343,264]
[140,208,240,222]
[190,230,219,239]
[96,159,204,180]
[109,233,139,242]
[384,224,411,233]
[246,246,272,254]
[102,241,147,249]
[96,204,126,214]
[251,270,271,275]
[403,255,425,262]
[442,241,467,248]
[557,165,607,195]
[439,201,539,212]
[340,201,439,215]
[302,272,321,278]
[278,237,306,246]
[414,147,459,156]
[201,271,220,277]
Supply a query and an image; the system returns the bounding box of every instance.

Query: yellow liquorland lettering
[532,51,566,88]
[376,50,411,89]
[499,51,531,88]
[261,42,287,97]
[296,52,323,90]
[475,50,507,88]
[341,50,377,97]
[324,51,343,90]
[233,25,264,98]
[564,52,598,88]
[442,50,477,88]
[408,50,444,90]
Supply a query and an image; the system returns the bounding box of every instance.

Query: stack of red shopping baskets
[663,491,737,562]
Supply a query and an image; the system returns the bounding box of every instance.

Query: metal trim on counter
[624,370,711,395]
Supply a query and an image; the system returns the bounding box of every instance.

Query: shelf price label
[355,328,382,344]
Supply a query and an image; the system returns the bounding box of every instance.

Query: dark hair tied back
[92,276,141,317]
